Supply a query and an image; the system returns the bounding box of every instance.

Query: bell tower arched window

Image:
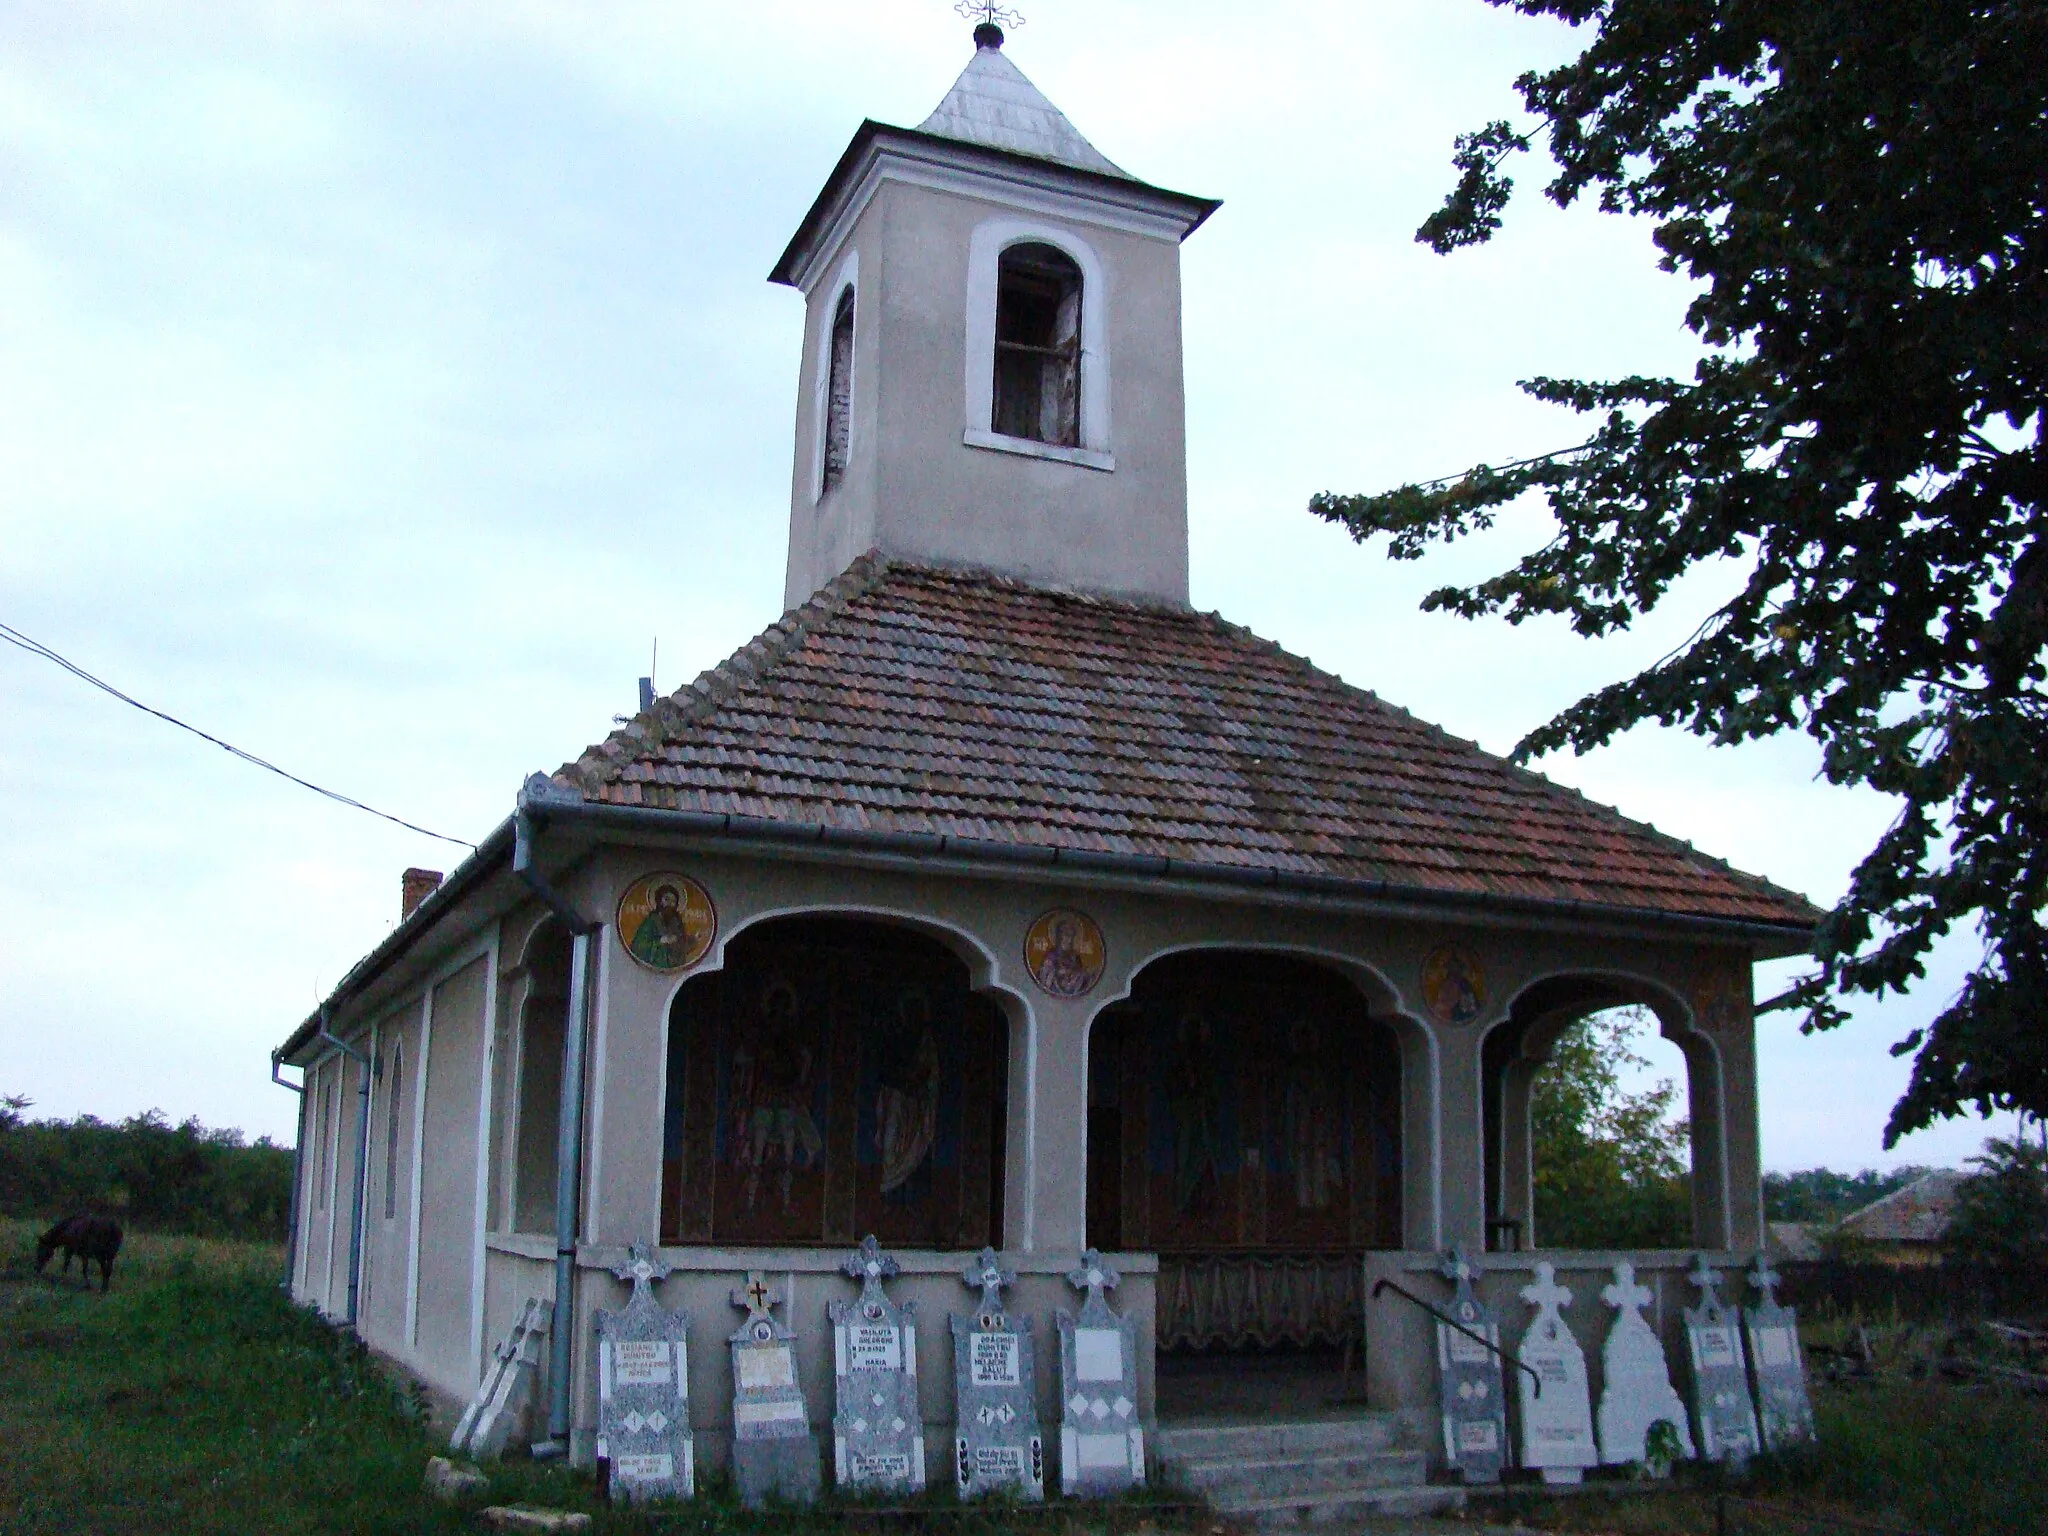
[821,285,855,494]
[991,243,1081,447]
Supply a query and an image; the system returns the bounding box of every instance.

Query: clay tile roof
[553,556,1821,930]
[1837,1170,1965,1244]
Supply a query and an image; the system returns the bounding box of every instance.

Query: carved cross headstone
[1433,1246,1508,1484]
[1515,1262,1597,1484]
[1595,1262,1695,1467]
[1056,1249,1144,1496]
[952,1248,1044,1500]
[828,1236,925,1493]
[1684,1256,1761,1463]
[594,1245,694,1504]
[727,1270,821,1507]
[454,1295,552,1459]
[1743,1255,1815,1449]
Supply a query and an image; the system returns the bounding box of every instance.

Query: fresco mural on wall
[1089,953,1402,1253]
[617,872,718,973]
[662,918,1005,1250]
[1024,908,1106,997]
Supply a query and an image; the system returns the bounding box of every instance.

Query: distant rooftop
[1838,1170,1965,1244]
[917,29,1129,178]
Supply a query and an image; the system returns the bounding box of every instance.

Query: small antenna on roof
[955,1,1024,48]
[638,638,657,713]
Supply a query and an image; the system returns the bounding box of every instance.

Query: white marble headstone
[1514,1263,1597,1484]
[1684,1256,1761,1464]
[1595,1262,1695,1467]
[1743,1256,1815,1450]
[829,1236,924,1493]
[595,1246,693,1504]
[727,1271,821,1508]
[1056,1249,1144,1496]
[1434,1246,1509,1484]
[952,1248,1044,1500]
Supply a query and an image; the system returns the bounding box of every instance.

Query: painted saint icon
[1024,909,1106,997]
[1421,945,1486,1026]
[617,872,717,973]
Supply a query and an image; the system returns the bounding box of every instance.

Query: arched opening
[992,242,1081,446]
[1090,950,1404,1416]
[507,917,573,1237]
[659,915,1009,1250]
[1484,974,1721,1251]
[820,284,854,494]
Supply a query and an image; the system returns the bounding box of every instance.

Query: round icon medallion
[615,872,717,973]
[1421,945,1487,1025]
[1023,907,1106,997]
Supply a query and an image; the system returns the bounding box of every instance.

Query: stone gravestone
[1684,1255,1761,1464]
[828,1236,925,1493]
[951,1247,1044,1500]
[594,1245,694,1504]
[1514,1262,1598,1484]
[727,1271,821,1508]
[1743,1256,1815,1450]
[1595,1261,1695,1467]
[1433,1246,1509,1484]
[453,1296,551,1459]
[1056,1249,1145,1496]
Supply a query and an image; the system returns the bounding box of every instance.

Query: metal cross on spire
[955,1,1025,38]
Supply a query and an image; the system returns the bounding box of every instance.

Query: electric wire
[0,620,477,849]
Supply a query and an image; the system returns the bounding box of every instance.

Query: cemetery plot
[1684,1256,1761,1464]
[1056,1250,1144,1497]
[1596,1261,1695,1468]
[727,1271,821,1508]
[1744,1257,1815,1450]
[1514,1262,1597,1484]
[594,1247,693,1504]
[1434,1246,1508,1484]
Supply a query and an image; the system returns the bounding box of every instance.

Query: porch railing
[1157,1251,1362,1352]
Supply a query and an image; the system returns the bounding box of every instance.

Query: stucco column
[1009,993,1088,1256]
[1710,1011,1765,1250]
[1433,1019,1488,1255]
[589,923,668,1249]
[1496,1056,1540,1249]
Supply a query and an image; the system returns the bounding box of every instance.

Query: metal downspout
[513,803,599,1460]
[270,1052,305,1293]
[315,1006,373,1329]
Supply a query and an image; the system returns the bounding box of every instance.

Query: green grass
[0,1222,1210,1535]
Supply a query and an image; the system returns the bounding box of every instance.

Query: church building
[276,24,1818,1484]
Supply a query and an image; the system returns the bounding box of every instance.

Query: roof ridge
[552,552,893,797]
[1192,606,1823,922]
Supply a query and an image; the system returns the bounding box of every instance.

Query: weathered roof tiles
[553,556,1820,930]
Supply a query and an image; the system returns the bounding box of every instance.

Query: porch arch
[1085,945,1419,1360]
[1482,970,1729,1250]
[656,911,1017,1252]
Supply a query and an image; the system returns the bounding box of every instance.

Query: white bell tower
[770,23,1219,609]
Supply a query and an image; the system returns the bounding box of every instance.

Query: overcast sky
[0,1,2009,1171]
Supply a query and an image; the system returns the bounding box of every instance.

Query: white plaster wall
[361,1004,423,1356]
[413,955,490,1395]
[784,175,1192,609]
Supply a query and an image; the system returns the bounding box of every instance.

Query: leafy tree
[1942,1134,2048,1266]
[1763,1165,1931,1224]
[1311,3,2048,1145]
[1531,1007,1692,1246]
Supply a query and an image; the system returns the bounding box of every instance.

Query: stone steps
[1156,1414,1462,1528]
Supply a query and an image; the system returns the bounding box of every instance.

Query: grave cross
[1519,1261,1573,1320]
[1440,1244,1480,1290]
[1746,1255,1782,1305]
[1601,1261,1653,1315]
[607,1242,674,1306]
[1066,1248,1120,1305]
[963,1247,1015,1316]
[732,1271,782,1324]
[1688,1254,1728,1311]
[842,1233,900,1291]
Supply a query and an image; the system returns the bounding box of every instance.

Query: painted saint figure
[1039,917,1095,996]
[875,988,942,1199]
[1280,1018,1342,1211]
[630,885,694,969]
[1164,1013,1222,1216]
[734,982,824,1211]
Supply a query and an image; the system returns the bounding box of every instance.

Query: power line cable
[0,619,477,849]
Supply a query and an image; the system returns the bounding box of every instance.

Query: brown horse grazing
[35,1214,123,1291]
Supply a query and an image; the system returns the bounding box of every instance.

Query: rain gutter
[513,781,600,1461]
[270,1054,304,1293]
[315,1006,372,1329]
[516,796,1820,954]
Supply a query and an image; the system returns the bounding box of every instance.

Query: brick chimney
[401,867,444,920]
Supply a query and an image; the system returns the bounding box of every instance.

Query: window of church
[991,243,1081,447]
[821,285,854,493]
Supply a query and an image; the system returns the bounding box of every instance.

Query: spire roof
[917,35,1129,178]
